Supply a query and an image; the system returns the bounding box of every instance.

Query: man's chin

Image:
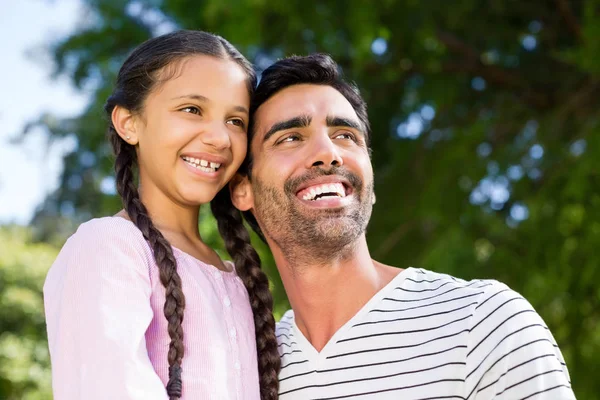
[292,203,354,219]
[302,219,363,245]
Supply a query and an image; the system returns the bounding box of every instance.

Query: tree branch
[556,0,583,40]
[374,220,416,259]
[436,30,550,109]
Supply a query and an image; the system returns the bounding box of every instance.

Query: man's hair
[241,53,371,241]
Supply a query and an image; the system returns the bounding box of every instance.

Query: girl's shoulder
[73,216,144,242]
[61,216,151,262]
[45,217,156,296]
[75,215,140,233]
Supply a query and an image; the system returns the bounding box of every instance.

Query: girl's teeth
[182,157,222,171]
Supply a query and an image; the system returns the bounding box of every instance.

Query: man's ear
[112,105,139,145]
[230,173,254,211]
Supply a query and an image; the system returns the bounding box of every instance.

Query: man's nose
[305,132,343,169]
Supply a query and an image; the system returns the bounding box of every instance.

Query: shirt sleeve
[43,219,169,400]
[465,281,576,400]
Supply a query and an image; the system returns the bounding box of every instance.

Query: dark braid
[211,189,280,399]
[109,128,185,399]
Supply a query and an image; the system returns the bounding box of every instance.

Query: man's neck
[271,236,401,352]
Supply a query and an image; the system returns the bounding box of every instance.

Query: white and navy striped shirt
[276,267,574,399]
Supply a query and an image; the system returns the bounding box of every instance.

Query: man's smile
[293,175,356,209]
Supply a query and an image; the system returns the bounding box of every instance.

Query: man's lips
[294,176,353,198]
[292,176,355,209]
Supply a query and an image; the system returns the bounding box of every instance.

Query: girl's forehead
[146,56,250,106]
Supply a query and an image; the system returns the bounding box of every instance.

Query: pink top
[43,217,260,399]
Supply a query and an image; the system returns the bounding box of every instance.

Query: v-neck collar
[290,267,415,363]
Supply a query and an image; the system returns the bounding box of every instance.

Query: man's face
[241,84,374,257]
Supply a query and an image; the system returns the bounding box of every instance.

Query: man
[231,54,575,399]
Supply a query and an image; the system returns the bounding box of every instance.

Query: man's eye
[335,132,356,141]
[226,118,246,128]
[180,106,201,115]
[277,135,300,144]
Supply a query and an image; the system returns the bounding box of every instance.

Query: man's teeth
[182,156,221,172]
[302,183,346,201]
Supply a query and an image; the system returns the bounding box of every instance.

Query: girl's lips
[180,152,228,165]
[181,157,224,180]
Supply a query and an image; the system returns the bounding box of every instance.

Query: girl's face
[132,55,250,207]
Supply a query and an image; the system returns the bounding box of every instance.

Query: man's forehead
[254,84,358,133]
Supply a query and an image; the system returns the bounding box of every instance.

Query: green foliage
[10,0,600,398]
[0,226,56,399]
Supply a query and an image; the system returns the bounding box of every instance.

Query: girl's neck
[138,182,201,241]
[119,185,226,270]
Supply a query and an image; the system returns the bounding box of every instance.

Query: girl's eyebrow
[171,94,209,102]
[171,94,248,114]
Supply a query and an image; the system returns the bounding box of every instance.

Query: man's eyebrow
[171,94,248,114]
[262,115,312,143]
[326,115,364,132]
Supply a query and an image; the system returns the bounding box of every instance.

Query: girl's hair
[104,30,279,399]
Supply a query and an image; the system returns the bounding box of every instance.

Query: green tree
[19,0,600,397]
[0,226,56,399]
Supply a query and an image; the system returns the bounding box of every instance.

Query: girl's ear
[229,173,254,212]
[112,105,139,145]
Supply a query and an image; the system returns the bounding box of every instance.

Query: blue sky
[0,0,87,224]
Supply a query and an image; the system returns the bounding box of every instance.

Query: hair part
[105,30,278,399]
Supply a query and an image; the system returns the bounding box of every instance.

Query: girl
[43,30,279,399]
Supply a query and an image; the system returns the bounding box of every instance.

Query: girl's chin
[177,185,224,206]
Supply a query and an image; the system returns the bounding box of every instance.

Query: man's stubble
[250,168,374,266]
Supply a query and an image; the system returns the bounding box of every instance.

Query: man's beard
[251,167,374,264]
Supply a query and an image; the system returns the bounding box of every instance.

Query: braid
[211,188,281,399]
[110,128,186,399]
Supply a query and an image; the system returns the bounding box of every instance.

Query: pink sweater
[44,217,260,399]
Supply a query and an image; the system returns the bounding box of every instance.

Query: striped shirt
[276,267,575,399]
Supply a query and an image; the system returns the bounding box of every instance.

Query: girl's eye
[226,118,246,128]
[180,106,201,115]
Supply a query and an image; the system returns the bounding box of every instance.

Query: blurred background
[1,0,598,398]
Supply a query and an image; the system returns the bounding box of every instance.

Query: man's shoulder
[466,275,546,338]
[402,267,532,318]
[391,267,501,302]
[399,268,551,339]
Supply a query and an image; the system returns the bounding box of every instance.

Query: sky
[0,0,87,224]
